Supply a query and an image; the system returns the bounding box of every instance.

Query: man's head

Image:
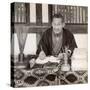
[52,13,65,34]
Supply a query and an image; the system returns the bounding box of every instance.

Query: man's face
[52,18,65,34]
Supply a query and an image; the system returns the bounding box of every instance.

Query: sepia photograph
[11,2,88,87]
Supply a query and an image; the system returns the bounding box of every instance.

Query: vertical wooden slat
[52,5,55,15]
[71,6,74,23]
[85,7,88,23]
[54,5,58,14]
[18,4,20,23]
[64,6,67,23]
[14,3,17,23]
[73,6,77,23]
[68,6,71,23]
[25,3,30,24]
[82,7,86,23]
[21,3,25,23]
[80,7,82,23]
[42,4,48,23]
[65,6,68,23]
[36,4,42,25]
[30,3,36,23]
[77,6,80,23]
[48,5,52,24]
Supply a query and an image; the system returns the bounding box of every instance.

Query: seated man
[36,13,77,60]
[29,13,77,67]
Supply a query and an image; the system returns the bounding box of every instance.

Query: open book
[35,56,60,64]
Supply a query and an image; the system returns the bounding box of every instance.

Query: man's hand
[29,58,36,68]
[38,50,46,60]
[57,53,64,60]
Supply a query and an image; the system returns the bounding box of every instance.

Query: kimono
[36,27,77,57]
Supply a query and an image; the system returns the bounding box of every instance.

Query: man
[36,13,77,60]
[29,13,77,67]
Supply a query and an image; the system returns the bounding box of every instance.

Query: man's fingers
[29,59,35,68]
[39,51,46,60]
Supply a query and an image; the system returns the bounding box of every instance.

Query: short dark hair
[52,13,64,23]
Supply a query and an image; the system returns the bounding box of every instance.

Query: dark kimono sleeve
[68,34,78,56]
[36,32,49,56]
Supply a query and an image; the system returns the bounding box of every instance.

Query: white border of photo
[0,0,89,90]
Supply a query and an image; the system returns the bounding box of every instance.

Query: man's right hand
[29,58,36,68]
[57,53,64,60]
[38,50,46,60]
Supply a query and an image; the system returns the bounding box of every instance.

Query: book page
[35,56,60,64]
